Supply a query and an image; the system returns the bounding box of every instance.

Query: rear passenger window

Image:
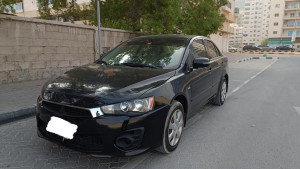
[189,39,207,59]
[204,40,219,59]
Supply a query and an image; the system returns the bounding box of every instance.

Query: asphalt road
[133,56,300,169]
[1,55,299,169]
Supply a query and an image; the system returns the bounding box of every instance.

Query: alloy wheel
[221,81,227,103]
[168,109,184,146]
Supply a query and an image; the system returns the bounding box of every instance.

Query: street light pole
[97,0,101,58]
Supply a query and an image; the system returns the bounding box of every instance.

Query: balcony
[220,22,234,34]
[221,6,232,13]
[283,15,300,20]
[224,13,237,23]
[282,24,298,29]
[285,4,299,11]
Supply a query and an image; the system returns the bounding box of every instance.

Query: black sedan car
[242,45,261,51]
[36,35,228,157]
[275,46,295,51]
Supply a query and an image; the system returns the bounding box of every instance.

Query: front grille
[42,101,92,118]
[39,120,104,151]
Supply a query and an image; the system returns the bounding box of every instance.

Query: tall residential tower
[268,0,300,49]
[230,0,271,47]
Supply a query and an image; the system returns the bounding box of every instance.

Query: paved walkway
[0,79,47,114]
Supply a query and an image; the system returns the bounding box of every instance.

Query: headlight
[101,96,154,115]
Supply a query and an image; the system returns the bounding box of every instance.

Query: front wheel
[213,78,227,106]
[156,101,184,154]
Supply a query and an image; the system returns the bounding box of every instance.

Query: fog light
[115,128,144,151]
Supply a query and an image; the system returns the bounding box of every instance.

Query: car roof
[129,34,207,42]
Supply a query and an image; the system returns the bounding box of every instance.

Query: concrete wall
[0,14,137,84]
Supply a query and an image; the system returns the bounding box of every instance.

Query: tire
[213,77,227,106]
[156,101,184,154]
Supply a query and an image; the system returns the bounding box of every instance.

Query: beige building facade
[268,0,300,49]
[210,0,236,53]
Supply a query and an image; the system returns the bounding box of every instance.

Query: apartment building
[210,0,237,53]
[230,0,271,47]
[229,24,243,47]
[235,0,245,26]
[268,0,300,49]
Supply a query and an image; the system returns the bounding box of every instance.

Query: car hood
[42,64,175,107]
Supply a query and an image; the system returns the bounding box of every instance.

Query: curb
[236,57,252,63]
[0,106,36,125]
[252,56,279,60]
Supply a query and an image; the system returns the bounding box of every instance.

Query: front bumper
[36,97,170,157]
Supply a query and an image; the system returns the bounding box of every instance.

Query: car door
[186,39,212,114]
[204,40,225,96]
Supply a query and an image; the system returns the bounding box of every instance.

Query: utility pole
[97,0,101,58]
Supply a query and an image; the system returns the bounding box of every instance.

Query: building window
[297,31,300,36]
[274,22,278,26]
[291,4,296,9]
[275,13,279,17]
[226,2,232,9]
[290,13,295,17]
[275,4,280,8]
[297,21,300,26]
[273,31,277,34]
[288,31,293,36]
[289,22,295,27]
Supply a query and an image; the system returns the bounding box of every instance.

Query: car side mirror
[193,57,210,69]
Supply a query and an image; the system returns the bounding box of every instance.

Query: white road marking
[294,107,300,115]
[228,59,278,97]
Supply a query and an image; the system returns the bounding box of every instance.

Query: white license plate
[46,116,78,140]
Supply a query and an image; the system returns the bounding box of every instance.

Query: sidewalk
[0,79,47,124]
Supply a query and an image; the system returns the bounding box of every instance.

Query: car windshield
[100,38,188,69]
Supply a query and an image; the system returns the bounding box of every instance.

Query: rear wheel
[156,101,184,154]
[213,77,227,106]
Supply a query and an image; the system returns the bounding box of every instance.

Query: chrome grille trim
[41,99,103,118]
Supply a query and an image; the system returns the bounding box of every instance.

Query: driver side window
[187,39,207,66]
[189,39,207,59]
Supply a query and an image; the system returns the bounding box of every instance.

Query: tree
[180,0,227,36]
[261,38,268,45]
[81,0,226,35]
[0,0,18,13]
[61,0,81,23]
[81,0,143,31]
[140,0,181,34]
[37,0,52,19]
[37,0,81,22]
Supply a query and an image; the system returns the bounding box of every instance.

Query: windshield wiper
[118,63,161,69]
